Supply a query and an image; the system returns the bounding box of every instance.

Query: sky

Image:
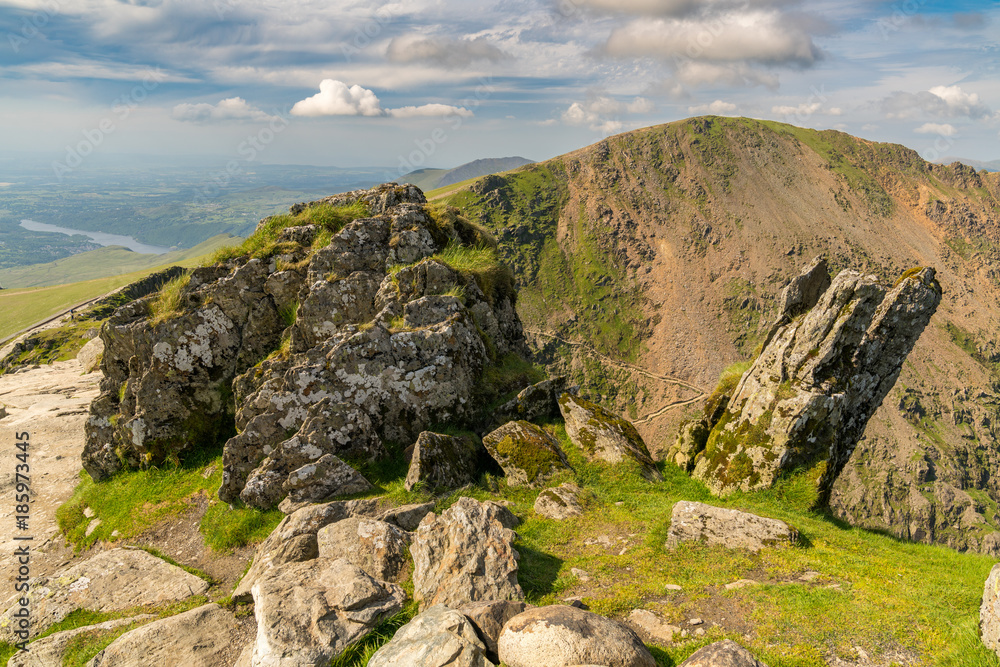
[1,0,998,175]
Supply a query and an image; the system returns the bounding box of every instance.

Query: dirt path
[0,360,100,588]
[524,328,708,423]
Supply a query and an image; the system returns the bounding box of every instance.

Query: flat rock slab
[628,609,680,645]
[86,603,238,667]
[250,558,405,666]
[665,501,798,553]
[412,497,524,610]
[8,615,154,667]
[498,605,656,667]
[368,604,495,667]
[982,563,1000,655]
[0,548,209,642]
[678,639,769,666]
[558,393,662,481]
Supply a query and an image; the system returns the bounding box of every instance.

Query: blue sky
[1,0,998,172]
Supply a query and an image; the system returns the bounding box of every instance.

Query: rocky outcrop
[250,558,405,666]
[368,605,495,667]
[412,497,524,610]
[493,376,569,425]
[86,604,238,667]
[83,184,529,510]
[497,605,656,667]
[8,616,154,667]
[405,431,480,492]
[482,421,572,487]
[0,548,208,642]
[679,640,769,667]
[533,482,589,520]
[982,564,1000,656]
[691,265,941,503]
[317,517,411,582]
[665,501,799,552]
[559,393,662,481]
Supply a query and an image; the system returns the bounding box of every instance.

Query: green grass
[148,272,191,324]
[329,603,419,667]
[199,501,284,552]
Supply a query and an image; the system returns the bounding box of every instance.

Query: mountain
[438,115,1000,554]
[399,156,534,192]
[938,157,1000,173]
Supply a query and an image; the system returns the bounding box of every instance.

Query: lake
[20,219,172,255]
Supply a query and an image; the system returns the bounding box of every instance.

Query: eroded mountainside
[441,116,1000,553]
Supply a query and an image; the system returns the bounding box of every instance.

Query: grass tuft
[148,273,191,325]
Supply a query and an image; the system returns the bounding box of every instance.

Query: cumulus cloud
[560,95,652,132]
[627,97,656,113]
[688,100,738,114]
[914,123,957,136]
[603,10,821,67]
[572,0,796,17]
[879,85,993,120]
[386,35,509,67]
[291,79,471,119]
[172,97,279,123]
[772,102,820,116]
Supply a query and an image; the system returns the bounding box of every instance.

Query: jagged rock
[982,563,1000,655]
[86,604,238,667]
[368,604,495,667]
[482,421,571,487]
[494,377,569,425]
[497,605,656,667]
[317,517,411,582]
[0,548,208,642]
[250,558,405,667]
[775,256,831,320]
[405,431,480,492]
[558,394,662,481]
[665,501,798,552]
[233,497,380,602]
[667,419,711,472]
[412,497,524,610]
[458,600,530,664]
[692,266,941,503]
[378,502,435,530]
[84,184,529,511]
[8,616,154,667]
[678,640,769,666]
[77,336,104,373]
[534,483,590,520]
[628,609,680,645]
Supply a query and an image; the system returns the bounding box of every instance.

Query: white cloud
[171,97,278,123]
[574,0,793,17]
[291,80,383,117]
[688,100,738,114]
[772,102,821,116]
[880,85,993,120]
[291,79,472,119]
[387,104,473,118]
[627,97,655,113]
[914,123,957,136]
[561,95,652,131]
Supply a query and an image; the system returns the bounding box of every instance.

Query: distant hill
[399,157,534,191]
[938,157,1000,172]
[439,116,1000,555]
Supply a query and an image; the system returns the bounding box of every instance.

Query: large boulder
[665,501,798,552]
[412,497,524,609]
[493,376,569,425]
[982,563,1000,655]
[558,394,662,481]
[690,265,941,504]
[482,421,572,488]
[233,498,380,603]
[250,558,405,666]
[0,549,209,642]
[497,605,656,667]
[405,431,480,492]
[678,640,769,667]
[317,517,411,582]
[458,600,530,664]
[8,616,154,667]
[368,604,495,667]
[534,483,590,520]
[83,184,530,511]
[86,604,238,667]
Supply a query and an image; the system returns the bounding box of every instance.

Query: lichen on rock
[482,420,572,487]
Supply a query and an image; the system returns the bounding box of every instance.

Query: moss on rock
[483,421,572,487]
